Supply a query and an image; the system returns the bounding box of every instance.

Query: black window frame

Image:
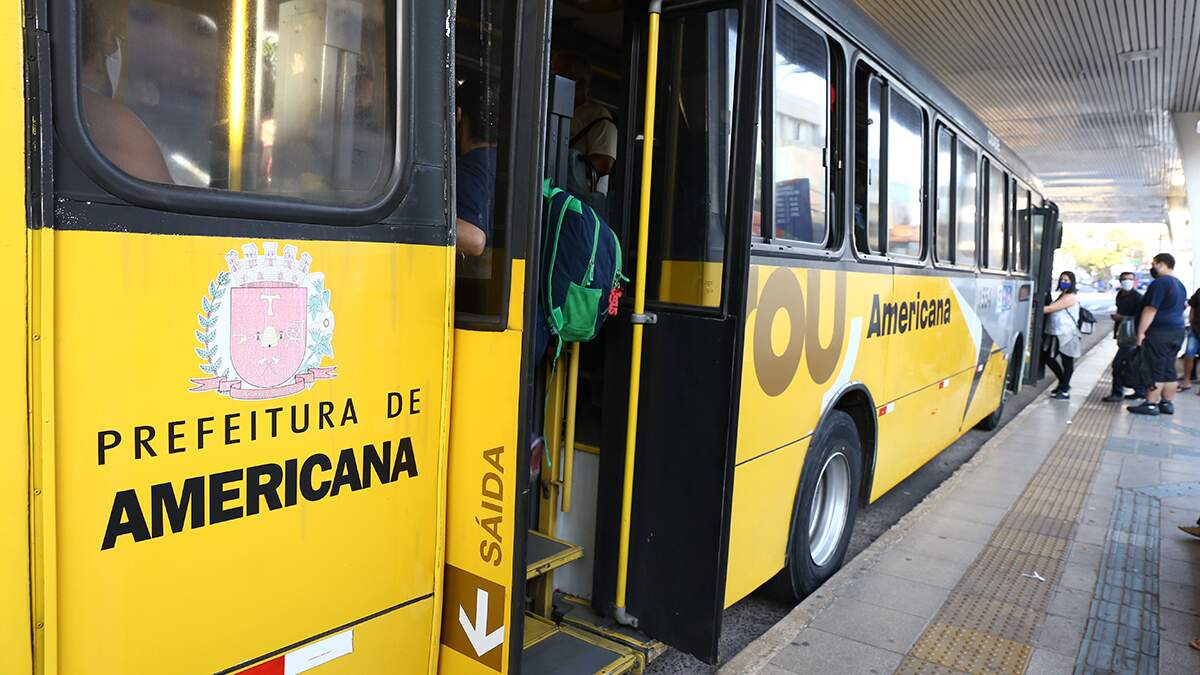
[933,123,955,266]
[851,57,927,265]
[982,156,1009,274]
[1012,180,1032,274]
[51,0,413,226]
[752,0,844,259]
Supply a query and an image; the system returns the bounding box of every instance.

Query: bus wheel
[976,354,1017,431]
[777,410,863,600]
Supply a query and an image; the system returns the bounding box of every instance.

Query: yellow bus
[2,0,1062,673]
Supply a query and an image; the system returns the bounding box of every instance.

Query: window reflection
[80,0,393,204]
[771,11,828,244]
[956,143,978,265]
[935,128,952,262]
[987,163,1006,269]
[886,91,923,258]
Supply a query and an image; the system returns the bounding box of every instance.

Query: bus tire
[976,352,1018,431]
[775,410,863,600]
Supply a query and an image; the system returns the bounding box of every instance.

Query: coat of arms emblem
[190,242,336,400]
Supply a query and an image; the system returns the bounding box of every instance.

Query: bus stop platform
[723,341,1200,675]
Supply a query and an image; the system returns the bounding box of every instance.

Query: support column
[1171,113,1200,288]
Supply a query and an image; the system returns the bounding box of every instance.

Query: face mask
[1150,266,1160,279]
[1120,280,1134,291]
[105,38,122,97]
[1058,281,1071,291]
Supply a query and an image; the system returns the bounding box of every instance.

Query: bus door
[37,1,453,673]
[1027,201,1061,381]
[592,2,763,663]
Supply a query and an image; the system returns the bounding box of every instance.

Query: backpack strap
[570,112,616,148]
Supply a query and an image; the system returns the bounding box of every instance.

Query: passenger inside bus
[80,0,173,184]
[550,52,618,195]
[455,77,499,257]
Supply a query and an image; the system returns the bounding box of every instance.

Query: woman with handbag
[1042,271,1082,400]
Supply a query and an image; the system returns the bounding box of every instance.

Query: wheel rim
[807,450,851,567]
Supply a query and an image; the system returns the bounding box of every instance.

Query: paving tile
[938,499,1010,527]
[1160,580,1200,616]
[1046,587,1094,622]
[1059,562,1100,593]
[894,531,987,566]
[1117,456,1161,489]
[1032,614,1085,657]
[1073,524,1107,547]
[876,552,970,589]
[1159,637,1200,674]
[1160,554,1200,586]
[921,515,996,545]
[1161,535,1200,563]
[1024,647,1075,674]
[810,597,929,653]
[1159,607,1200,647]
[772,628,904,675]
[1066,542,1104,569]
[839,572,952,620]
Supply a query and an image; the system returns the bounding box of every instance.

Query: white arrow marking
[458,588,504,657]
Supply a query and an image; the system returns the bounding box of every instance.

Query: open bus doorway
[450,0,758,670]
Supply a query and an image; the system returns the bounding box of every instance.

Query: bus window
[1014,184,1031,272]
[79,0,393,204]
[886,90,923,259]
[986,160,1007,270]
[956,142,978,266]
[453,0,513,321]
[648,9,738,308]
[853,69,883,255]
[935,126,953,263]
[768,8,829,245]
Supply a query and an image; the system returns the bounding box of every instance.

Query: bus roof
[800,0,1040,190]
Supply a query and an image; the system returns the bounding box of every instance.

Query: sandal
[1191,637,1200,652]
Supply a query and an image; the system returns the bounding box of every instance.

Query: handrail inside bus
[615,0,663,629]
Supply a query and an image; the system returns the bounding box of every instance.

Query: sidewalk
[723,341,1200,674]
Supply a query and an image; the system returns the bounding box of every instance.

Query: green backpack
[541,180,626,362]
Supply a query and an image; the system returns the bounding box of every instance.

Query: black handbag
[1125,347,1155,390]
[1077,305,1096,335]
[1116,317,1137,347]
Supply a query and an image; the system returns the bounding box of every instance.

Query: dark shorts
[1144,329,1185,382]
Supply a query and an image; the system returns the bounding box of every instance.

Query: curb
[718,340,1115,674]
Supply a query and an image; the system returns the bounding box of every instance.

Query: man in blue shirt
[1128,253,1189,415]
[455,78,498,257]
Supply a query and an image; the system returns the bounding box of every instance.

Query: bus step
[526,530,584,580]
[522,622,641,675]
[555,593,668,664]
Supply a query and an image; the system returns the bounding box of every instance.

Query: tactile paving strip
[897,373,1114,675]
[1075,487,1161,672]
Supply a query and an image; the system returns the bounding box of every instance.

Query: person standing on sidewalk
[1042,271,1082,400]
[1104,271,1147,402]
[1181,286,1200,393]
[1128,253,1188,416]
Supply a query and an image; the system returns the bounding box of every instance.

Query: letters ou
[752,268,847,396]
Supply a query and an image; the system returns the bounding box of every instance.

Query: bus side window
[955,143,979,267]
[885,89,924,259]
[853,68,883,255]
[78,0,394,204]
[766,7,831,246]
[985,160,1007,271]
[645,8,738,309]
[1014,184,1031,272]
[935,126,954,264]
[453,1,514,323]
